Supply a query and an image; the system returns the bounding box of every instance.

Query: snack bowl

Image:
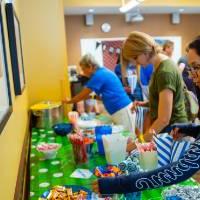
[39,185,92,200]
[52,123,73,136]
[36,143,61,159]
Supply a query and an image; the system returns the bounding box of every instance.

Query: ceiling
[64,0,200,15]
[64,6,200,15]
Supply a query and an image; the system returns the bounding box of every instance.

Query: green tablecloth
[29,127,198,200]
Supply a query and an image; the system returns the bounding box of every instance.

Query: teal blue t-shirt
[86,67,131,115]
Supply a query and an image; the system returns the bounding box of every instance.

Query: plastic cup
[72,143,88,165]
[103,134,128,165]
[139,151,158,171]
[95,125,112,155]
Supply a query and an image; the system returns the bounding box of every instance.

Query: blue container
[95,125,112,155]
[52,123,72,136]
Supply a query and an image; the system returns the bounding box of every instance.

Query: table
[29,127,198,200]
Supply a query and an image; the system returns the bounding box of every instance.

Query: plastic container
[139,151,158,171]
[95,125,112,155]
[36,143,61,159]
[52,123,72,136]
[72,142,88,164]
[102,134,128,165]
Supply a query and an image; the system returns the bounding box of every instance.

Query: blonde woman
[122,31,187,151]
[63,54,136,135]
[92,35,200,196]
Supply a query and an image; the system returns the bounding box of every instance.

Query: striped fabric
[135,107,192,167]
[154,133,192,168]
[171,140,191,162]
[135,106,149,133]
[154,133,173,167]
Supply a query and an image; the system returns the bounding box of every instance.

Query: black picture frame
[0,2,13,134]
[5,3,25,95]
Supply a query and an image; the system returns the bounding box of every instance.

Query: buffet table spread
[29,115,199,200]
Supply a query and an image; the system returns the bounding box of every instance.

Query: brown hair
[162,40,174,51]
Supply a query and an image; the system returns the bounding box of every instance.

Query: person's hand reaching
[131,101,146,112]
[170,128,185,141]
[62,97,71,104]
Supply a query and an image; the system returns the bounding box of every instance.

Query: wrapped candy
[94,165,122,178]
[162,185,200,200]
[118,152,142,200]
[118,153,141,173]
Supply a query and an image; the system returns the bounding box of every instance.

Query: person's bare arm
[144,89,173,141]
[64,88,92,104]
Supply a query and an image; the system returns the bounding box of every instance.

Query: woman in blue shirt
[64,54,136,135]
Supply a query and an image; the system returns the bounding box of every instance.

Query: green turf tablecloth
[29,127,198,200]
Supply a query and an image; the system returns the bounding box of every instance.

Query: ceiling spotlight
[119,0,145,13]
[88,9,94,13]
[179,8,184,13]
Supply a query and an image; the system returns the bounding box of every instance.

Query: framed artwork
[0,2,12,133]
[81,36,182,65]
[5,3,25,95]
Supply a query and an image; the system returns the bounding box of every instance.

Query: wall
[0,0,29,199]
[19,0,70,106]
[65,14,200,66]
[0,0,70,199]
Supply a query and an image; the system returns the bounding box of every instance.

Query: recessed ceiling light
[179,8,184,12]
[88,9,94,13]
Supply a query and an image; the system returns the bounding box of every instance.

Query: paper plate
[40,185,92,199]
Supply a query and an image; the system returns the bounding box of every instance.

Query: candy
[162,185,200,200]
[118,153,141,174]
[42,185,88,200]
[36,143,61,152]
[135,140,157,153]
[68,133,88,164]
[94,165,122,178]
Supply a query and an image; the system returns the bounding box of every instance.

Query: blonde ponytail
[122,31,161,62]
